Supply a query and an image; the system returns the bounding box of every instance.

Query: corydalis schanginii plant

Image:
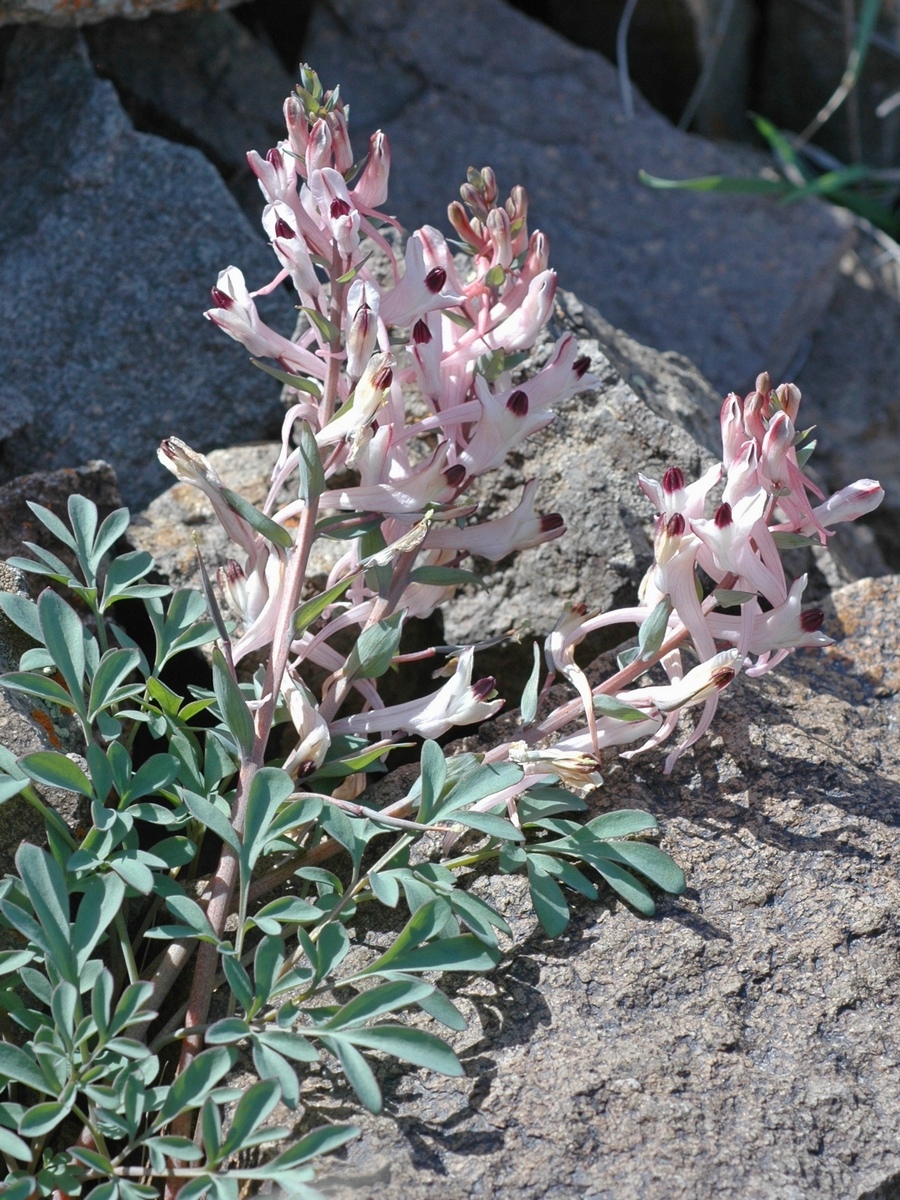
[0,64,884,1198]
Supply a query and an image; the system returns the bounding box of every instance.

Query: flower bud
[284,94,309,163]
[505,184,529,256]
[447,200,486,251]
[521,231,550,283]
[807,478,884,530]
[760,410,795,491]
[352,130,391,208]
[306,117,332,175]
[486,206,513,268]
[328,105,354,174]
[345,280,380,380]
[775,382,801,423]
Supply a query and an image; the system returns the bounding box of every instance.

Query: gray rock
[793,248,900,570]
[0,384,34,440]
[0,458,121,563]
[303,0,851,395]
[84,11,296,219]
[0,0,241,28]
[309,574,900,1200]
[0,28,293,509]
[540,0,757,140]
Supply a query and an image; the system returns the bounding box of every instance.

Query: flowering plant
[0,66,882,1196]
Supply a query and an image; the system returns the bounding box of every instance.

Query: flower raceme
[162,66,882,805]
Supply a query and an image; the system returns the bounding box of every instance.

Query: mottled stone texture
[308,575,900,1200]
[0,28,291,508]
[0,0,241,28]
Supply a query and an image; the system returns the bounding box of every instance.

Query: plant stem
[171,502,320,1117]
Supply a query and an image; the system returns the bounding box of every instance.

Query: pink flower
[205,266,325,377]
[262,203,321,301]
[331,648,503,738]
[423,480,564,561]
[799,479,884,533]
[352,130,391,209]
[307,168,360,261]
[378,233,466,327]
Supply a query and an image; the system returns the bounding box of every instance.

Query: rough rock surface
[0,0,241,27]
[0,28,292,508]
[793,248,900,571]
[304,0,851,395]
[84,11,295,219]
[308,574,900,1200]
[0,459,122,563]
[532,0,757,140]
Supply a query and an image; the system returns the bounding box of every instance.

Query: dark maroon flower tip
[295,759,317,779]
[712,667,736,689]
[424,266,447,294]
[266,147,284,170]
[412,319,432,345]
[573,355,591,379]
[444,464,467,489]
[210,287,233,310]
[159,439,175,457]
[714,501,733,529]
[666,512,686,537]
[274,217,296,240]
[541,513,565,532]
[373,366,393,391]
[330,197,351,219]
[800,607,825,633]
[471,676,496,702]
[572,601,588,616]
[662,466,684,494]
[506,389,529,417]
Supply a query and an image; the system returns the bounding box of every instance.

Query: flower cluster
[530,376,884,783]
[160,67,882,807]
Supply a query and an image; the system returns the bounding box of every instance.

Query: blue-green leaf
[526,860,569,936]
[325,1038,382,1113]
[220,488,293,549]
[339,1025,462,1076]
[211,648,255,760]
[37,589,85,706]
[268,1123,359,1169]
[19,750,93,797]
[153,1047,237,1127]
[345,611,405,681]
[87,648,141,719]
[0,1042,48,1092]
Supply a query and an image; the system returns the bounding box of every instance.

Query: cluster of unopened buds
[159,66,883,819]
